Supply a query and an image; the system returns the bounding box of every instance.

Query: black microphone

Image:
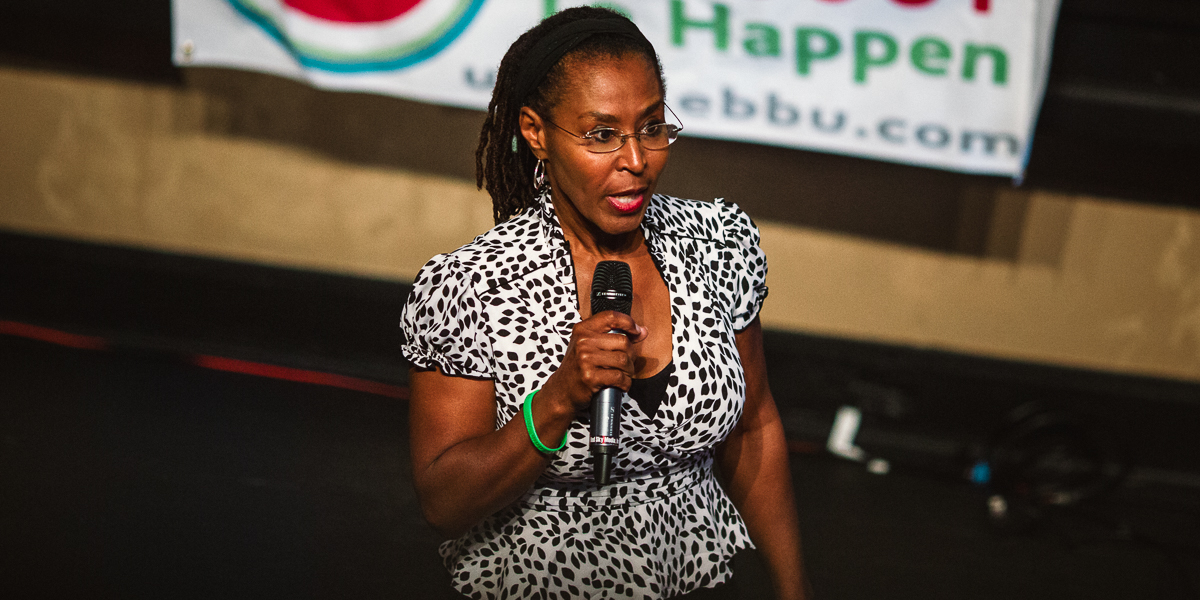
[590,260,633,485]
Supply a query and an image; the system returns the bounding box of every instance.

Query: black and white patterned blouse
[400,190,769,599]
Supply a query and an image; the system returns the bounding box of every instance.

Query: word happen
[670,0,1008,84]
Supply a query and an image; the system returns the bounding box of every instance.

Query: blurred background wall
[2,0,1199,383]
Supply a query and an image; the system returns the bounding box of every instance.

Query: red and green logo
[227,0,487,72]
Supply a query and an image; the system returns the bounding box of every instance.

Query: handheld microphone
[589,260,633,485]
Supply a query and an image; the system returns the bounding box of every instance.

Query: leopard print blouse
[400,190,769,599]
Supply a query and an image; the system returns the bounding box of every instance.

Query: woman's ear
[519,107,549,160]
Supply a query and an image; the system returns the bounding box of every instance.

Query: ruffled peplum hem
[440,461,752,600]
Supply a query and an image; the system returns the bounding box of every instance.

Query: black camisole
[627,359,675,418]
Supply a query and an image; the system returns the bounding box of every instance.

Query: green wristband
[524,389,567,454]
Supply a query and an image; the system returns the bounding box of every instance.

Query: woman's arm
[717,317,812,600]
[409,311,645,539]
[409,369,563,539]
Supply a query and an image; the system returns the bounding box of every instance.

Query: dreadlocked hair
[476,7,665,225]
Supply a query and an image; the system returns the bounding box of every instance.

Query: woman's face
[523,52,669,238]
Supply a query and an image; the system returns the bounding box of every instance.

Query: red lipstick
[606,189,646,214]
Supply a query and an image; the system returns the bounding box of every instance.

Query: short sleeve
[720,202,769,331]
[399,253,493,379]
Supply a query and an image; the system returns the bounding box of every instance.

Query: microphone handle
[590,329,625,485]
[590,387,621,485]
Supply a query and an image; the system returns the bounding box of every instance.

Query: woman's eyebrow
[581,101,666,124]
[583,111,619,124]
[639,100,665,117]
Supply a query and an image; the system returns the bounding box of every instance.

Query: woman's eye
[588,129,617,143]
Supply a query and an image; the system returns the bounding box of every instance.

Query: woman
[401,7,809,599]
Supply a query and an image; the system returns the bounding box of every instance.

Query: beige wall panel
[0,67,493,280]
[760,193,1200,382]
[3,67,1200,382]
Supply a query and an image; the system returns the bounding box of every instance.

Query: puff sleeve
[720,202,769,332]
[399,253,494,379]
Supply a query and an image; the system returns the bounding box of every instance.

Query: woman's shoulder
[649,194,760,246]
[459,208,540,255]
[413,207,548,291]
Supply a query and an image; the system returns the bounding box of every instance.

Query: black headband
[510,16,653,109]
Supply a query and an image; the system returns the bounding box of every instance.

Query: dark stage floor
[3,334,1198,599]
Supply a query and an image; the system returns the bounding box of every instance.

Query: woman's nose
[616,135,647,173]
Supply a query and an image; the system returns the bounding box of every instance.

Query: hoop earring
[533,159,547,191]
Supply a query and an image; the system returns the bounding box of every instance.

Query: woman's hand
[410,310,646,539]
[538,310,648,415]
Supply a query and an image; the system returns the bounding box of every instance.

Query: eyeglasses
[545,104,684,154]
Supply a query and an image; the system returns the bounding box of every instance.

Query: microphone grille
[591,261,633,315]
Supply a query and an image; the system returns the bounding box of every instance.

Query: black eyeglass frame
[543,104,684,154]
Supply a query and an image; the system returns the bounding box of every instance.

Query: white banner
[173,0,1061,177]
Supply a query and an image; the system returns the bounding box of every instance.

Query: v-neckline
[543,193,677,385]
